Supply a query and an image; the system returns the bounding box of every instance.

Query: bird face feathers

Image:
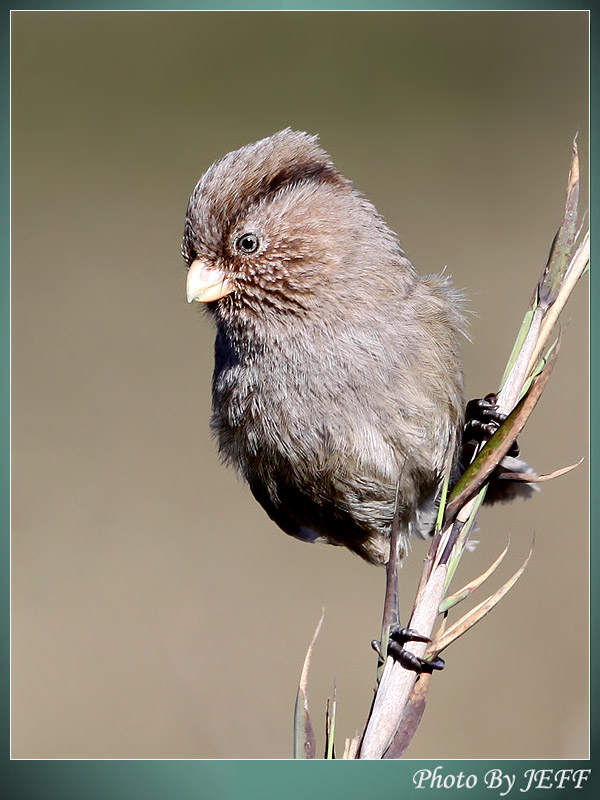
[183,129,405,318]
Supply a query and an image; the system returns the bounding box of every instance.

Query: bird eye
[236,233,260,254]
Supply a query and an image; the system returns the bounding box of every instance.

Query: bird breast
[210,316,438,494]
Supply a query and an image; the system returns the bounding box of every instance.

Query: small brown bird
[183,130,521,565]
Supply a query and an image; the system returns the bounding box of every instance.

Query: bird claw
[464,393,520,457]
[371,639,384,658]
[386,626,445,674]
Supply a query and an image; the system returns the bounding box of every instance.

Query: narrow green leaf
[434,462,452,534]
[500,305,536,390]
[442,490,485,589]
[518,338,558,400]
[325,685,337,759]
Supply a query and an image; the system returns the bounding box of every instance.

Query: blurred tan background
[11,11,588,759]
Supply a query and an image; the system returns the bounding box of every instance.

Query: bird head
[182,129,405,323]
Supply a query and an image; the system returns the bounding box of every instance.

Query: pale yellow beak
[186,259,234,303]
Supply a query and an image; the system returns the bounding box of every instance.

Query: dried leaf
[382,674,432,759]
[538,138,580,308]
[293,611,324,759]
[343,736,361,760]
[432,544,534,655]
[440,540,510,612]
[525,233,588,379]
[496,458,583,483]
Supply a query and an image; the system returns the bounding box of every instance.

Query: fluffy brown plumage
[183,129,468,564]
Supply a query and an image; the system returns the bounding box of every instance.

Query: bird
[182,129,522,566]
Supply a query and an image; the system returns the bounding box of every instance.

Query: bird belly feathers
[210,320,461,565]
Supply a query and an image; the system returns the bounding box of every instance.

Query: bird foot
[464,393,520,457]
[386,626,445,674]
